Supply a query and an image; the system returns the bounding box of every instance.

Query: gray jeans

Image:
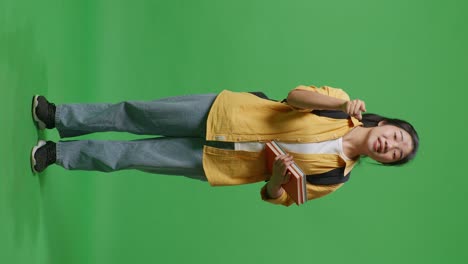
[55,94,221,181]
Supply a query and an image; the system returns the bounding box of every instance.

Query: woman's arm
[287,85,347,111]
[266,180,284,199]
[286,85,367,120]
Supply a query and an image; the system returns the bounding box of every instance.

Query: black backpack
[249,92,351,185]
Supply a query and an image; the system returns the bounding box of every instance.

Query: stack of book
[265,141,307,205]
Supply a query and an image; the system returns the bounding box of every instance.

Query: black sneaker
[32,95,56,129]
[31,140,57,173]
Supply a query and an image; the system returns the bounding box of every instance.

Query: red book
[265,141,307,205]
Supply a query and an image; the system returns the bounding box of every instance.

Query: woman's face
[366,123,414,163]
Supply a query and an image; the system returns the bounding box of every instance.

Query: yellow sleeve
[293,85,351,100]
[260,182,345,207]
[306,183,345,201]
[285,85,351,112]
[260,184,295,207]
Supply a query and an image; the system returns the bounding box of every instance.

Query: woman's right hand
[341,99,367,120]
[266,154,293,199]
[270,154,293,186]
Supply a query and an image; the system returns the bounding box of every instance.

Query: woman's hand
[271,154,293,185]
[341,99,367,120]
[266,154,293,199]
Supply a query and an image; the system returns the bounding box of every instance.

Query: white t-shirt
[234,138,351,161]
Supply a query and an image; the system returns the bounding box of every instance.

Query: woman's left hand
[341,99,367,120]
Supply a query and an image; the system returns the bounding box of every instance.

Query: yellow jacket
[203,85,362,206]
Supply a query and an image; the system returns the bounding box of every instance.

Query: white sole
[31,140,46,174]
[32,95,46,130]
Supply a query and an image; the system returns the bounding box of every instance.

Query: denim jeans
[55,94,220,181]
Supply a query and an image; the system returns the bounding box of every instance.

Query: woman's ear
[378,120,387,126]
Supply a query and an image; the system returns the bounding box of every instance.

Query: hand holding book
[265,141,308,205]
[271,154,293,185]
[266,154,293,198]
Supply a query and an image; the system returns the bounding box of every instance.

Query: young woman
[31,85,419,206]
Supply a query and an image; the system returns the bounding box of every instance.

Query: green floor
[1,1,468,263]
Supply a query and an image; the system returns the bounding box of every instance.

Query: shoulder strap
[306,167,351,185]
[250,93,351,120]
[248,91,278,102]
[311,110,349,119]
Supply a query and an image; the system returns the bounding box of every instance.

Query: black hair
[361,113,419,166]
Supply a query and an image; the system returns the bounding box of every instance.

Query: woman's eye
[394,133,397,140]
[393,152,396,160]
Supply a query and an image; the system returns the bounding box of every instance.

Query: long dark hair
[361,113,419,166]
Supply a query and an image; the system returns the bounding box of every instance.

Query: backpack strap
[306,167,351,185]
[251,93,351,119]
[311,110,349,119]
[248,91,278,102]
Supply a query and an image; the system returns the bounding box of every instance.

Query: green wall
[1,0,467,263]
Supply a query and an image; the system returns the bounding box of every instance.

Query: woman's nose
[385,140,395,151]
[387,140,398,150]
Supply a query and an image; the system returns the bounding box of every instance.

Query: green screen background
[1,0,467,263]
